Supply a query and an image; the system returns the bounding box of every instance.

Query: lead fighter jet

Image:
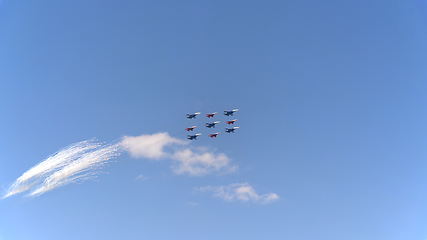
[186,112,201,119]
[224,109,239,116]
[205,121,221,128]
[187,133,202,140]
[225,127,240,133]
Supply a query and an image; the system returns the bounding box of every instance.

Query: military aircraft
[185,126,197,131]
[225,127,240,133]
[206,112,217,118]
[224,109,239,116]
[226,119,238,124]
[205,121,221,128]
[209,133,220,138]
[186,112,201,119]
[187,133,202,140]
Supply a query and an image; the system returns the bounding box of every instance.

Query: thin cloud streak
[198,183,280,204]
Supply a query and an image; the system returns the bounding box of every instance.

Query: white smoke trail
[29,144,121,196]
[3,140,120,198]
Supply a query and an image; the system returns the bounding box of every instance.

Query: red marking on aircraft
[209,133,219,138]
[185,126,197,131]
[206,112,217,118]
[226,119,237,124]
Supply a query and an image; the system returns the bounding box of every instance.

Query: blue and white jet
[225,127,240,133]
[187,133,202,140]
[205,121,221,128]
[224,109,239,116]
[186,112,201,119]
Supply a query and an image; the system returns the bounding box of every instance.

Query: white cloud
[198,183,279,204]
[121,133,236,176]
[172,148,237,176]
[3,140,120,198]
[120,132,185,159]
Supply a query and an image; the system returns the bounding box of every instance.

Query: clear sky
[1,0,427,239]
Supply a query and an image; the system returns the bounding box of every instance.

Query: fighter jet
[225,127,240,133]
[205,121,221,128]
[185,126,197,131]
[226,119,238,124]
[209,133,220,138]
[186,112,201,119]
[224,109,239,116]
[187,133,202,140]
[206,112,217,118]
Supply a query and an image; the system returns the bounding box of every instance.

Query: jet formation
[186,109,240,140]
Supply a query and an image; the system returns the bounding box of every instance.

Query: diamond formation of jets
[185,109,240,139]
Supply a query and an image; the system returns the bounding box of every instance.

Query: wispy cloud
[172,148,237,176]
[3,140,120,198]
[198,183,280,204]
[135,174,148,181]
[121,132,185,159]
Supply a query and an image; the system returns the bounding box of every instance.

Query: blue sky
[1,0,427,239]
